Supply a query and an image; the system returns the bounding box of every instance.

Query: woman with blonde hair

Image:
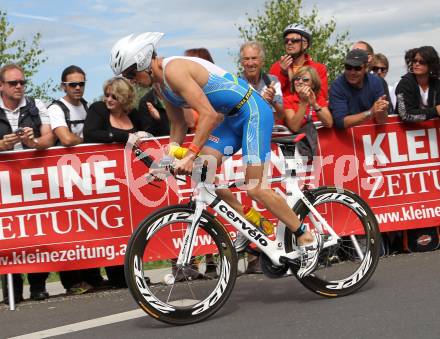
[282,66,333,157]
[84,77,148,143]
[84,77,149,288]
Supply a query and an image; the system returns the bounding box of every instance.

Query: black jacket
[83,101,149,143]
[395,72,440,122]
[138,90,170,137]
[0,97,42,142]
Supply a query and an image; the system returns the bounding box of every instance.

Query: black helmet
[283,24,312,46]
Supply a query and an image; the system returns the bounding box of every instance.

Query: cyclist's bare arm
[164,60,220,152]
[164,99,187,145]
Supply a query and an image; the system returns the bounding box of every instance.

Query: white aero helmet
[110,32,164,75]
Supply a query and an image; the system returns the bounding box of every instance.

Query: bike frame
[176,147,341,268]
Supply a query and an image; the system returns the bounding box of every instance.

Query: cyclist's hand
[174,153,196,175]
[146,155,174,182]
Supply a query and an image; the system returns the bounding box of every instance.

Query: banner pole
[7,274,15,311]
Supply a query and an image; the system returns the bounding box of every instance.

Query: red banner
[0,116,439,273]
[315,116,440,231]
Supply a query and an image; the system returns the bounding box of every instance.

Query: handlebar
[132,145,208,185]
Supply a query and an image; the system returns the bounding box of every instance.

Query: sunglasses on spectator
[344,64,363,71]
[293,76,311,82]
[372,66,387,73]
[412,58,427,65]
[284,38,304,44]
[63,81,86,88]
[5,80,27,86]
[104,93,118,101]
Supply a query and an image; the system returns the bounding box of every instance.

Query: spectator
[352,41,374,68]
[371,53,397,109]
[138,83,170,137]
[395,46,440,122]
[84,77,149,287]
[48,65,105,295]
[84,77,148,144]
[371,53,389,79]
[284,66,333,132]
[270,24,328,102]
[352,41,393,114]
[329,49,389,129]
[239,41,284,120]
[0,64,56,304]
[49,65,87,146]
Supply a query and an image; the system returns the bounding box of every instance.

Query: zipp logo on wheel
[133,255,175,313]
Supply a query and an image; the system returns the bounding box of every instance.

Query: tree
[237,0,350,83]
[0,10,55,99]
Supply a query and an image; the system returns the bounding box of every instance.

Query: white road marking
[8,309,146,339]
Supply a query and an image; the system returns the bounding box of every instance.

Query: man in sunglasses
[269,23,328,103]
[48,65,107,295]
[48,65,88,147]
[0,64,55,152]
[329,49,389,129]
[351,41,394,113]
[0,63,55,304]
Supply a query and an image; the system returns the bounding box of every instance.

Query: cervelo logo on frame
[217,203,268,247]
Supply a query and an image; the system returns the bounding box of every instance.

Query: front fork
[175,198,205,267]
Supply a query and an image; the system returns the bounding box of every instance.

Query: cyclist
[110,32,322,277]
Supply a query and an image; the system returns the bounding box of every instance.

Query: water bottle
[243,206,274,235]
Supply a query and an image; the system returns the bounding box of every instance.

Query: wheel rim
[130,211,234,314]
[290,190,379,294]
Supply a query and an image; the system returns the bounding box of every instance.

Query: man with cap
[269,24,328,102]
[329,49,389,128]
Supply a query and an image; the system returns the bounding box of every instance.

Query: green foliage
[0,10,56,100]
[237,0,351,83]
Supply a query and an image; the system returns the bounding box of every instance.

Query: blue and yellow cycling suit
[161,56,274,164]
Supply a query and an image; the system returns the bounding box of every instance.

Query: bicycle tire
[124,205,238,325]
[286,186,381,297]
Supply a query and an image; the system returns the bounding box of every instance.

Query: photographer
[0,63,56,304]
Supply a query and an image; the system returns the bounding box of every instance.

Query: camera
[14,127,25,136]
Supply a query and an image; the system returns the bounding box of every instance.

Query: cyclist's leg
[239,93,315,245]
[243,164,311,241]
[202,120,244,213]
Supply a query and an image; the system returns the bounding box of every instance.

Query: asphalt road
[1,251,440,339]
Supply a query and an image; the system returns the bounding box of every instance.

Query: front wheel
[286,186,381,297]
[124,205,237,325]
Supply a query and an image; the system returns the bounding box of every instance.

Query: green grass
[18,263,171,286]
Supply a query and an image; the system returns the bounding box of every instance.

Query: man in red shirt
[269,24,328,102]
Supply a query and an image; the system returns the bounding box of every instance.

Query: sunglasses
[122,68,137,80]
[412,58,427,65]
[284,38,304,44]
[344,64,363,71]
[104,92,118,101]
[63,81,86,88]
[5,80,26,87]
[371,66,387,73]
[293,76,311,82]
